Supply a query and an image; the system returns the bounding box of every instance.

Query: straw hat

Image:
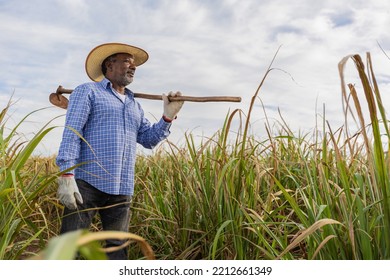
[85,42,149,82]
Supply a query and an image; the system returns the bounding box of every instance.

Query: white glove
[162,91,184,121]
[57,175,83,210]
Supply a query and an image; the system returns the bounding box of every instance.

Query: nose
[130,60,136,70]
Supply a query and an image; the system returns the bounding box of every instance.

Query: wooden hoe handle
[49,86,241,109]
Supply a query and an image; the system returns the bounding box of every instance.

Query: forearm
[137,118,171,149]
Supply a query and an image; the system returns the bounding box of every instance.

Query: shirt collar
[100,78,135,98]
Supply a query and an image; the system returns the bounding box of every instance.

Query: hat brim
[85,43,149,82]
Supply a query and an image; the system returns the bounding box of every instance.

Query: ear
[106,60,113,70]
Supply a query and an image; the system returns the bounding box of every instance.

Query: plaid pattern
[56,78,171,195]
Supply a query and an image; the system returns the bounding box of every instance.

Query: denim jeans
[60,179,132,260]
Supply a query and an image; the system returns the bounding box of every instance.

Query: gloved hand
[57,175,83,210]
[162,91,184,121]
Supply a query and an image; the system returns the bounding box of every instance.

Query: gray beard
[117,75,133,87]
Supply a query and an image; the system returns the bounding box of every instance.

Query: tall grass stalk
[0,101,60,259]
[339,53,390,258]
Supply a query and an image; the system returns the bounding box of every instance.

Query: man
[56,42,184,259]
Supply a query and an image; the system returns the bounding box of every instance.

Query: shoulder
[133,96,145,112]
[70,82,104,99]
[125,88,144,109]
[73,82,98,93]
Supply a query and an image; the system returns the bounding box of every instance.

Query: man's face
[107,53,136,87]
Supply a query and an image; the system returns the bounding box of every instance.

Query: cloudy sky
[1,0,390,156]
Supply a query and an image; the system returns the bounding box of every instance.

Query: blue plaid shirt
[56,78,171,195]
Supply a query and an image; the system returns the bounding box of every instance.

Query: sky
[1,0,390,156]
